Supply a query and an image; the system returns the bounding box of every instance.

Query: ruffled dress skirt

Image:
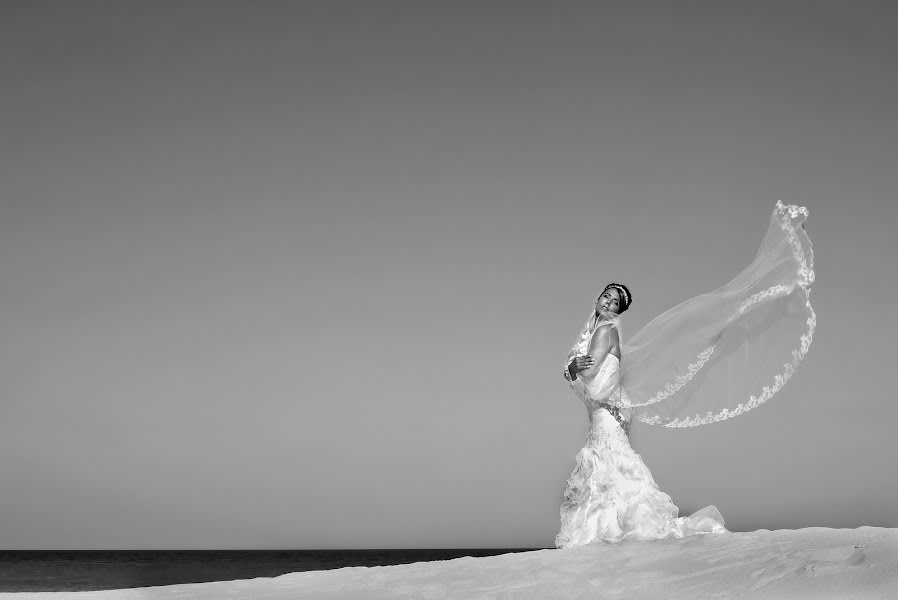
[555,408,727,548]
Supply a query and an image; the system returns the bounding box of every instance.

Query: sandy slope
[4,527,896,600]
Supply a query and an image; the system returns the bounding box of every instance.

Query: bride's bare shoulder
[595,322,619,338]
[589,323,619,347]
[589,323,620,357]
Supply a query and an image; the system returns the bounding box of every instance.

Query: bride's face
[595,288,622,315]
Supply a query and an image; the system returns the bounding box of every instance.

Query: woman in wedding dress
[556,202,815,547]
[556,284,726,547]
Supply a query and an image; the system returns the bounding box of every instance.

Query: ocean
[0,549,543,592]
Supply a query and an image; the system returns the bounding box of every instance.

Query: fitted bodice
[572,353,632,439]
[572,353,623,405]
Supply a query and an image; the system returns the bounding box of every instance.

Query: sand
[4,527,896,599]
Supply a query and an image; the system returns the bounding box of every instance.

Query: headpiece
[603,282,632,313]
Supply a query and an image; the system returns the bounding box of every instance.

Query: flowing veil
[568,202,815,428]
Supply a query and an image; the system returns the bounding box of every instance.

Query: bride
[556,202,815,547]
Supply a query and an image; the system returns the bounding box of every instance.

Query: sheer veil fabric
[569,201,815,428]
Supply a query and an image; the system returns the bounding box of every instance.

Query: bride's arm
[576,324,618,380]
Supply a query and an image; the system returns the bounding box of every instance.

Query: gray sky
[1,1,896,549]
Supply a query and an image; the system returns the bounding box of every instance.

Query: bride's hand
[569,356,595,374]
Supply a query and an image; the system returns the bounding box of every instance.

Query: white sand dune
[5,527,896,599]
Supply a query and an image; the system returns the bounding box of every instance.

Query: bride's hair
[604,283,633,313]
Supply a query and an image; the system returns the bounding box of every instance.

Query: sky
[1,1,896,549]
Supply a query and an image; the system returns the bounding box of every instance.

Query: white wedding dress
[555,323,727,548]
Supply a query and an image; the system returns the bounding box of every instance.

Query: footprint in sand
[752,546,867,590]
[805,548,866,573]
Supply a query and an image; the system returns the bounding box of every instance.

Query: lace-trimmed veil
[570,202,815,428]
